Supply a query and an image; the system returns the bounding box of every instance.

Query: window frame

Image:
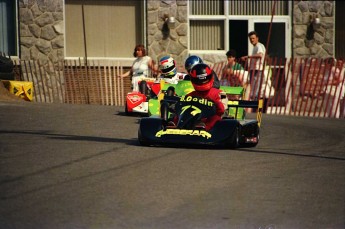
[0,0,19,58]
[63,0,146,65]
[188,0,292,59]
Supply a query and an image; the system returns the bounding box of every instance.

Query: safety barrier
[6,57,345,119]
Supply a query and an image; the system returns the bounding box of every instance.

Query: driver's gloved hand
[220,91,228,110]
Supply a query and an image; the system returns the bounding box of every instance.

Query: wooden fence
[9,57,345,119]
[13,59,131,105]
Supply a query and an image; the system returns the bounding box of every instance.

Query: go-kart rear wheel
[160,101,169,121]
[230,125,240,148]
[139,81,148,96]
[125,102,130,115]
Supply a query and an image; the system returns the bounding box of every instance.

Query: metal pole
[265,0,277,56]
[81,3,89,103]
[82,4,87,65]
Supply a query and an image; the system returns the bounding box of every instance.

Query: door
[251,19,290,106]
[254,22,286,58]
[229,18,290,59]
[250,18,291,59]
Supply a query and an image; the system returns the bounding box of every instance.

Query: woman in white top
[120,44,157,92]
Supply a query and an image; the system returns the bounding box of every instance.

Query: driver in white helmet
[158,55,186,84]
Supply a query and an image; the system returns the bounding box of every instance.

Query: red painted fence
[9,57,345,119]
[211,57,345,119]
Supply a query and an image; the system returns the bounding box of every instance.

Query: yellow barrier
[2,80,33,101]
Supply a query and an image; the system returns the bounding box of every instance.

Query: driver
[158,55,186,84]
[168,63,225,130]
[186,63,224,130]
[183,55,221,89]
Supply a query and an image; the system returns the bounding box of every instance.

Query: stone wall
[19,0,64,62]
[147,0,188,67]
[18,0,64,102]
[147,1,336,66]
[293,1,335,58]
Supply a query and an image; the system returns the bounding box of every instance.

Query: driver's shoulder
[209,87,222,95]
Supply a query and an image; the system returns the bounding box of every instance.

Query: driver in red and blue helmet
[186,63,224,130]
[183,55,221,89]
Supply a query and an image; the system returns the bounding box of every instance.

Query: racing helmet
[159,55,177,78]
[185,55,203,73]
[189,63,214,91]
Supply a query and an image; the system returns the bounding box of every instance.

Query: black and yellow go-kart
[138,95,263,148]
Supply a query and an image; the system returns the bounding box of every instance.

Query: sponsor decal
[128,94,143,104]
[181,105,201,116]
[245,137,258,143]
[180,96,213,107]
[155,129,212,139]
[228,100,239,105]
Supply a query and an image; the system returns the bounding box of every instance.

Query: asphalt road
[0,100,344,229]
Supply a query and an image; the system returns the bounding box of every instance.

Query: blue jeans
[249,70,263,99]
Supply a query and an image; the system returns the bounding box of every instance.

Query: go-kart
[147,79,247,118]
[138,95,263,148]
[126,76,249,119]
[125,77,158,116]
[147,80,194,116]
[125,78,182,116]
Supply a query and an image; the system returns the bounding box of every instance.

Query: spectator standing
[221,49,244,86]
[241,31,266,99]
[120,44,157,92]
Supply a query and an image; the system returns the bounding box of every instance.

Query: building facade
[0,0,343,67]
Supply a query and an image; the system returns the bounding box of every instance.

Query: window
[188,0,290,58]
[0,0,18,56]
[65,0,144,58]
[190,20,224,50]
[335,1,345,59]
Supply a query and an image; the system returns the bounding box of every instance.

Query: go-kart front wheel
[125,102,129,115]
[138,129,150,146]
[160,101,170,122]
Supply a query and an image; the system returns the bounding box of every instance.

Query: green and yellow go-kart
[148,79,247,120]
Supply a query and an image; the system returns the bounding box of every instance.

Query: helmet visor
[190,74,212,85]
[161,64,175,74]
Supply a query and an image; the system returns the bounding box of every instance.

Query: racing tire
[0,72,15,81]
[229,125,240,149]
[139,81,148,96]
[0,56,14,73]
[138,129,150,146]
[166,86,175,96]
[125,102,130,115]
[160,101,170,122]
